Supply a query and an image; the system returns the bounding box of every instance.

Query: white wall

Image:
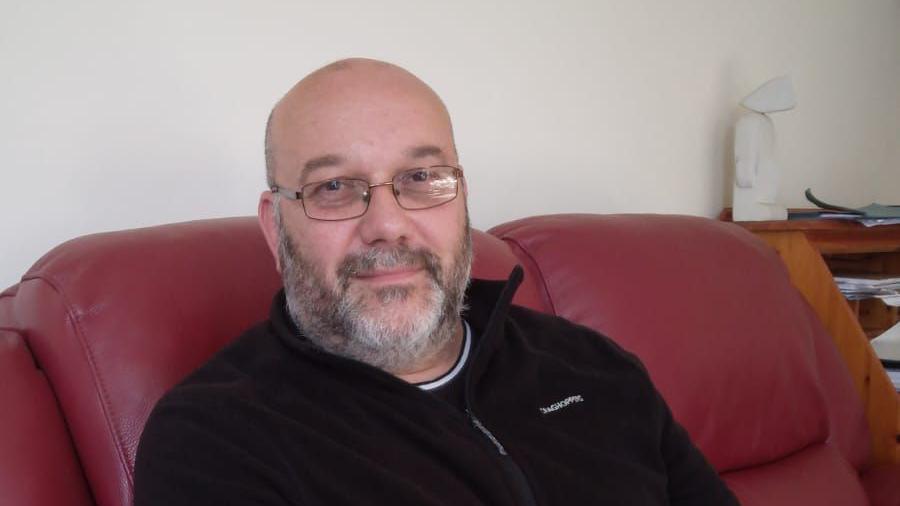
[2,0,899,289]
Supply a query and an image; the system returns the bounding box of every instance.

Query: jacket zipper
[460,267,537,505]
[466,410,538,506]
[468,412,508,455]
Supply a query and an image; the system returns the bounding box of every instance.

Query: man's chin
[350,283,428,313]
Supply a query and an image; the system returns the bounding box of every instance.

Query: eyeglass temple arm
[270,186,302,200]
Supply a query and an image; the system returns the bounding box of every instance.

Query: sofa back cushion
[489,214,867,476]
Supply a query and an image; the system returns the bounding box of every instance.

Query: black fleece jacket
[134,268,738,505]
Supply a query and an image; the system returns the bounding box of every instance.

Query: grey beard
[275,210,472,373]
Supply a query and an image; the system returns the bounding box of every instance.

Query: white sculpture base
[733,187,788,221]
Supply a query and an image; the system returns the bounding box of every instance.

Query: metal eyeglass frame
[271,165,464,221]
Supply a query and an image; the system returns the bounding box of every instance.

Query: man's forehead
[304,145,445,170]
[274,99,454,160]
[267,58,457,184]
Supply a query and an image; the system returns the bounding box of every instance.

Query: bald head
[264,58,456,187]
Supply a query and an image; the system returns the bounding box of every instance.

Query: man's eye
[308,179,355,201]
[410,169,430,182]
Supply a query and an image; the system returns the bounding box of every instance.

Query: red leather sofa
[1,214,898,505]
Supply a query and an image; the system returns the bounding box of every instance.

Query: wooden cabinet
[722,211,900,465]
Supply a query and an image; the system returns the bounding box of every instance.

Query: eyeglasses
[271,165,464,221]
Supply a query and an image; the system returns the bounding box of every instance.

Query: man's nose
[357,183,412,246]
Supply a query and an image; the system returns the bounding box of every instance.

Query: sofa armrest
[0,329,93,506]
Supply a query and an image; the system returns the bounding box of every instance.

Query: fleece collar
[268,266,524,382]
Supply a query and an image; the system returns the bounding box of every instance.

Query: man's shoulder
[133,321,304,505]
[504,304,648,376]
[148,320,284,419]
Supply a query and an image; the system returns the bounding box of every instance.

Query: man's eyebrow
[407,145,444,159]
[301,154,344,180]
[298,147,443,182]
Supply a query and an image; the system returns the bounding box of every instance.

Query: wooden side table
[721,209,900,465]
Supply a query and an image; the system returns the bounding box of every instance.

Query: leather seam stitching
[500,237,557,315]
[20,273,135,493]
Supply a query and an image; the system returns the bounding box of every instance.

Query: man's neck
[394,319,464,384]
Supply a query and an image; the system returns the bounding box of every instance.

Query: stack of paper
[803,189,900,227]
[832,276,900,306]
[857,217,900,227]
[787,211,900,227]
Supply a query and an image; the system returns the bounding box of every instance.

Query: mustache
[337,247,442,284]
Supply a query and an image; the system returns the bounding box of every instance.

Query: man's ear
[258,190,283,273]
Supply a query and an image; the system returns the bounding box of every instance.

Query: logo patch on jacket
[539,394,584,415]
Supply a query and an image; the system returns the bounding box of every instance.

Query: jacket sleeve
[133,393,294,506]
[656,390,740,505]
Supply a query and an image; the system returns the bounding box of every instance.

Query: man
[134,58,738,505]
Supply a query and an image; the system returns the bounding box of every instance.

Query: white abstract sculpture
[733,75,797,221]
